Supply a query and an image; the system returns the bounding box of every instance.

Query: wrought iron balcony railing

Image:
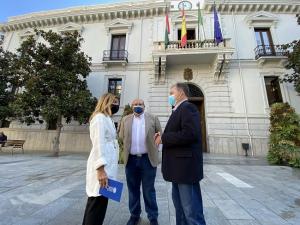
[153,39,231,51]
[167,39,228,49]
[254,45,287,59]
[102,50,128,62]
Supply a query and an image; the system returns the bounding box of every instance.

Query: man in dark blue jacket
[155,83,206,225]
[0,132,7,147]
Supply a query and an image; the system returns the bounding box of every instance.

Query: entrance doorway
[186,83,207,152]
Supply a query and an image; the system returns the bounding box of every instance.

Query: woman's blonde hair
[90,93,118,121]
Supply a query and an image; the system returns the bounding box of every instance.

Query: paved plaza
[0,152,300,225]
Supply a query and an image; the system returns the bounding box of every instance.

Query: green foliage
[11,30,96,155]
[0,47,20,125]
[268,103,300,167]
[282,40,300,94]
[12,30,95,125]
[122,104,134,117]
[118,104,133,164]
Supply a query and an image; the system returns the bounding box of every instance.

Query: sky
[0,0,129,22]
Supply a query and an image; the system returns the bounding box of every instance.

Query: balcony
[102,50,128,67]
[166,39,228,50]
[152,39,235,83]
[254,45,287,66]
[154,38,232,53]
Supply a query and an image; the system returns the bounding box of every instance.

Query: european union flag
[99,179,124,202]
[214,5,223,45]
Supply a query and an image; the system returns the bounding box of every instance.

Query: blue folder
[99,178,123,202]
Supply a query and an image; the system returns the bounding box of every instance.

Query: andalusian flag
[197,1,203,40]
[181,9,187,48]
[164,7,170,49]
[198,1,203,26]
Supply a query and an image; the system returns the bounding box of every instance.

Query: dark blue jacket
[0,134,7,142]
[161,101,204,184]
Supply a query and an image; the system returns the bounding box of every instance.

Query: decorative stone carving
[213,53,231,81]
[105,18,133,34]
[19,28,35,39]
[244,11,279,28]
[183,68,193,81]
[57,22,83,33]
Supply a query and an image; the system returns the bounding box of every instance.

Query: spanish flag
[181,9,187,47]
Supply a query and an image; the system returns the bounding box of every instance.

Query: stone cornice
[1,0,300,32]
[204,0,300,14]
[0,0,170,32]
[90,62,154,72]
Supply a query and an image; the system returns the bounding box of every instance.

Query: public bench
[0,140,25,155]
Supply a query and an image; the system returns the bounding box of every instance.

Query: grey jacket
[118,112,162,167]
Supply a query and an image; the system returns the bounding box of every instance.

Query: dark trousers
[172,183,206,225]
[125,154,158,221]
[82,196,108,225]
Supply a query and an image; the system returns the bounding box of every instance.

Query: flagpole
[181,8,184,47]
[201,3,206,40]
[202,23,206,41]
[198,2,200,41]
[164,5,170,49]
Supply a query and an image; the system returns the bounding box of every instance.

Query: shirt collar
[133,112,145,119]
[173,99,188,111]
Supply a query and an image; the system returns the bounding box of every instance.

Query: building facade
[1,0,300,155]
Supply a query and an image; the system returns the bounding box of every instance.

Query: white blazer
[85,113,119,197]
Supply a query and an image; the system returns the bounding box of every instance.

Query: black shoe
[150,219,159,225]
[126,216,140,225]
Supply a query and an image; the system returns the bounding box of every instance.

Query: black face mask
[111,104,120,115]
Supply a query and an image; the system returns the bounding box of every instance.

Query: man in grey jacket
[119,99,162,225]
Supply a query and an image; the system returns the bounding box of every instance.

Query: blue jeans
[172,183,206,225]
[125,154,158,221]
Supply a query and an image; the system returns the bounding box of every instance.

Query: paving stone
[0,152,300,225]
[213,200,253,220]
[229,220,261,225]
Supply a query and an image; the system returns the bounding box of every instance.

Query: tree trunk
[52,116,63,157]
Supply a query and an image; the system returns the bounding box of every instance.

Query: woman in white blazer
[82,93,120,225]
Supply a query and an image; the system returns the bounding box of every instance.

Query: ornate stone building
[1,0,300,155]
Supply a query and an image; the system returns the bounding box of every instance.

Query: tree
[0,47,20,127]
[12,30,96,156]
[268,103,300,168]
[282,40,300,94]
